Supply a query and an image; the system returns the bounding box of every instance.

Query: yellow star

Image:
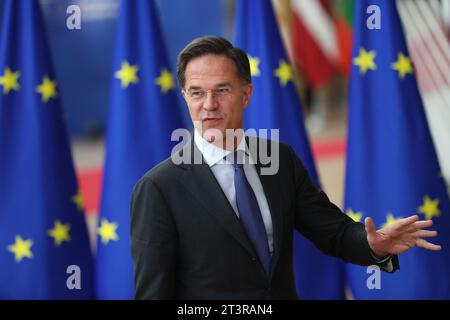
[418,196,441,220]
[36,75,57,102]
[155,68,175,94]
[346,209,363,222]
[382,213,403,228]
[8,235,33,262]
[353,47,377,75]
[0,67,20,95]
[98,219,119,245]
[248,55,261,77]
[391,52,413,79]
[274,60,294,86]
[115,61,139,88]
[48,220,71,246]
[72,192,84,211]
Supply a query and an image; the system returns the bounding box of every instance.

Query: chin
[203,127,225,144]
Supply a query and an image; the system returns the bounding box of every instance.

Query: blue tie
[232,151,271,275]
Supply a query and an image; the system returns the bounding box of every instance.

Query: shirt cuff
[370,251,394,272]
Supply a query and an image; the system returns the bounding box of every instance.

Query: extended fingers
[386,215,420,235]
[397,215,420,230]
[404,220,434,233]
[416,238,442,251]
[411,219,433,229]
[413,230,438,238]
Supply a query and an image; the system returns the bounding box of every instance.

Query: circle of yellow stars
[245,54,296,86]
[6,193,84,262]
[8,216,122,262]
[114,55,296,92]
[353,47,414,79]
[115,60,176,94]
[0,67,57,103]
[7,217,73,262]
[345,194,442,229]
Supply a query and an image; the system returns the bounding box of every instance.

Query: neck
[197,128,244,151]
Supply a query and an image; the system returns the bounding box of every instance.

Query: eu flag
[345,0,450,299]
[234,0,345,299]
[0,0,94,299]
[96,0,185,299]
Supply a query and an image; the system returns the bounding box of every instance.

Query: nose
[202,91,219,111]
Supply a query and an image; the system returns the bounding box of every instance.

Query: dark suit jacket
[130,137,398,299]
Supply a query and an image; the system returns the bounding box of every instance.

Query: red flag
[291,0,338,88]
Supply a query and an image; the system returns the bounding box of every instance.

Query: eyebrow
[186,82,232,91]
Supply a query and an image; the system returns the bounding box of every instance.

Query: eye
[190,90,204,98]
[217,87,231,95]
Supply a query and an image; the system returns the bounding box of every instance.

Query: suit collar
[178,134,284,279]
[193,129,253,167]
[179,139,257,259]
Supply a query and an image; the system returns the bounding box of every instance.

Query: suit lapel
[178,136,284,278]
[178,139,257,258]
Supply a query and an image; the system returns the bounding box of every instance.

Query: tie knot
[225,150,245,169]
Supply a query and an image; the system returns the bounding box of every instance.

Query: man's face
[182,54,252,144]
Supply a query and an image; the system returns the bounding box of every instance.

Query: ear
[181,89,188,102]
[242,83,253,109]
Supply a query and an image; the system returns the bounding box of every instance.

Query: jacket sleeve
[288,145,399,272]
[130,176,178,299]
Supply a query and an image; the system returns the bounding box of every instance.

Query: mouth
[202,117,223,124]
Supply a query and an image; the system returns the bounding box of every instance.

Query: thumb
[365,217,376,235]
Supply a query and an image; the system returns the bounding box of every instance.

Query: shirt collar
[194,129,250,167]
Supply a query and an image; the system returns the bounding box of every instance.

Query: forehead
[184,54,239,87]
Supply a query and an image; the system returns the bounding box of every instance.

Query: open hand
[365,215,441,258]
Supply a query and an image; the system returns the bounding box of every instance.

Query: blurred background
[0,0,356,241]
[13,0,446,245]
[1,0,450,299]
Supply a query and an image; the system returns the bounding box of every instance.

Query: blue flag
[234,0,345,299]
[96,0,185,299]
[0,0,94,299]
[345,0,450,299]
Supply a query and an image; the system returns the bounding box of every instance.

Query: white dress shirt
[194,130,274,255]
[193,130,395,271]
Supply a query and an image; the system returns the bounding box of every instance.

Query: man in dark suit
[130,36,441,299]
